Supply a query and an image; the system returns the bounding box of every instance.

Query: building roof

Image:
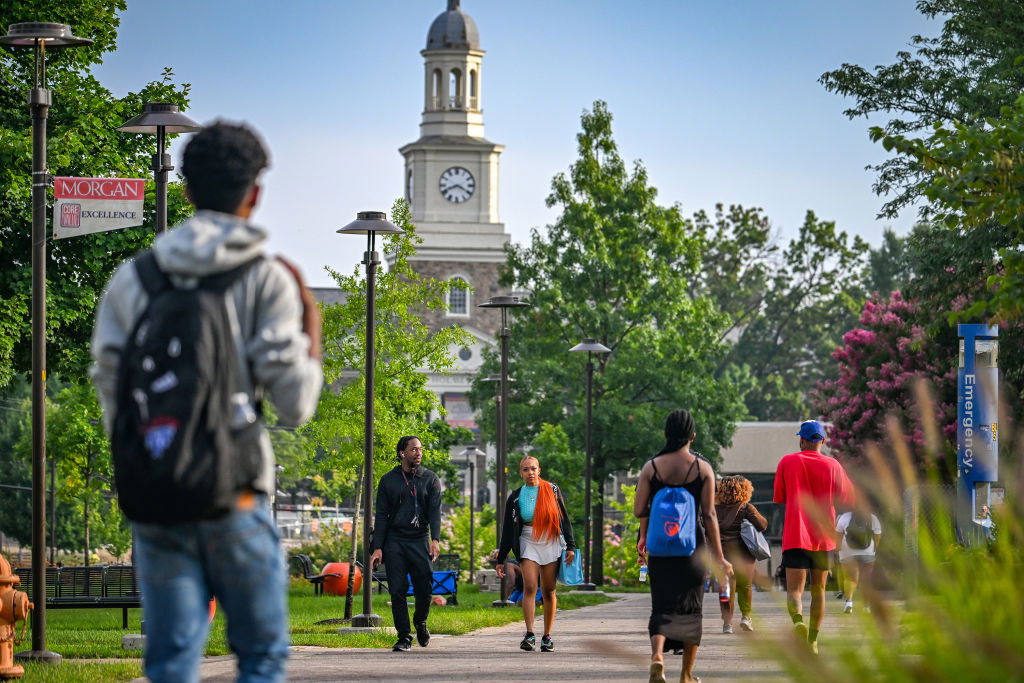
[719,422,831,474]
[426,0,480,50]
[310,287,347,307]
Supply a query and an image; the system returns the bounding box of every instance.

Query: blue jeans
[133,496,288,683]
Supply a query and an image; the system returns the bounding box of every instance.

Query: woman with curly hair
[715,475,768,633]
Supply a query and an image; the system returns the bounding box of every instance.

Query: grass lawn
[16,581,612,681]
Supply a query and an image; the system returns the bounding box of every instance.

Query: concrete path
[188,589,858,682]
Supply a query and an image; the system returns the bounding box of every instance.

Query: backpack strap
[133,251,171,298]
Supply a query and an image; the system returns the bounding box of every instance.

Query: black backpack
[112,251,264,524]
[844,512,874,550]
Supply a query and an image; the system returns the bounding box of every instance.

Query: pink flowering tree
[812,292,957,472]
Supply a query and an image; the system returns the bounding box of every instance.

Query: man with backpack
[773,420,853,654]
[91,121,323,682]
[835,506,882,613]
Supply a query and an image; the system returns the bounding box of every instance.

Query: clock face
[439,167,475,203]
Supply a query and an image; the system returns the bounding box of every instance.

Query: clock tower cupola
[398,0,508,287]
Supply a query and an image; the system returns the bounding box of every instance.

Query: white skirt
[519,525,563,565]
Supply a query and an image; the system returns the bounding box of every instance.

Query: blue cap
[797,420,826,441]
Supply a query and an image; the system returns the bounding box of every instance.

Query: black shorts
[781,548,831,571]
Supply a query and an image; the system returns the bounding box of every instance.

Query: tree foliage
[820,0,1024,218]
[470,101,747,583]
[0,378,129,558]
[302,200,473,506]
[813,292,957,472]
[0,0,193,387]
[691,206,869,420]
[876,94,1024,322]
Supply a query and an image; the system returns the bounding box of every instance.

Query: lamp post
[337,211,403,627]
[116,102,201,234]
[569,338,611,589]
[458,446,486,584]
[478,296,529,606]
[0,22,92,665]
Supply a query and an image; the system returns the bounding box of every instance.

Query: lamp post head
[117,102,201,134]
[459,446,487,459]
[481,373,515,384]
[336,211,404,236]
[569,338,611,354]
[478,295,530,310]
[0,22,92,47]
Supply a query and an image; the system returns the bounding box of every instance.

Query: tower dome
[426,0,480,50]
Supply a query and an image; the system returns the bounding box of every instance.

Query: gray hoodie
[90,210,323,495]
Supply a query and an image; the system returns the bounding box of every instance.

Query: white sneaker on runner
[740,616,753,631]
[844,600,854,614]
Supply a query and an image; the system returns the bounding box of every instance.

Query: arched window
[447,276,470,316]
[431,69,442,109]
[469,69,478,110]
[449,69,462,109]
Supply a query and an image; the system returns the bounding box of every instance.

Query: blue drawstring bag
[557,547,583,585]
[646,485,697,557]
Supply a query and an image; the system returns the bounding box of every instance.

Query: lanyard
[400,467,421,524]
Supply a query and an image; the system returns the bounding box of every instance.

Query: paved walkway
[187,589,858,682]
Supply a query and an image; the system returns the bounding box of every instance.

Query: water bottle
[719,581,731,604]
[639,565,648,583]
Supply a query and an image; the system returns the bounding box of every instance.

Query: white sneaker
[739,616,753,632]
[844,600,853,614]
[723,623,733,634]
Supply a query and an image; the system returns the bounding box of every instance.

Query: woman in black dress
[634,410,732,683]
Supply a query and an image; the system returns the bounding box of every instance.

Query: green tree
[43,384,129,563]
[865,228,913,299]
[0,0,193,387]
[877,94,1024,322]
[471,101,747,584]
[302,200,473,507]
[820,0,1024,218]
[688,204,779,347]
[722,212,868,420]
[688,205,869,420]
[0,380,33,546]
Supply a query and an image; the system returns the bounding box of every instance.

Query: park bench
[14,565,140,629]
[372,552,460,605]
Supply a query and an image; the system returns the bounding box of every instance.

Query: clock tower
[398,0,510,436]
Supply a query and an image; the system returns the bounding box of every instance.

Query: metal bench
[372,552,460,605]
[14,565,140,629]
[289,553,347,596]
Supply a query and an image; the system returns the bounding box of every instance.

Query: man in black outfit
[369,436,442,652]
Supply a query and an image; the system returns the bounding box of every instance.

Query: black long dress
[645,458,708,649]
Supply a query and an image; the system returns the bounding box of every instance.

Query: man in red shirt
[773,420,853,653]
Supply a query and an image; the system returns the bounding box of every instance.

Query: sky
[93,0,936,287]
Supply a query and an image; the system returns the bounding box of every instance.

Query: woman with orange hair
[496,456,576,652]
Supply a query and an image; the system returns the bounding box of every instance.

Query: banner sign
[442,393,478,433]
[53,176,145,239]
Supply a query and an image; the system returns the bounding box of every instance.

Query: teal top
[520,485,539,523]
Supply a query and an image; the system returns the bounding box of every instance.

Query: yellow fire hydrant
[0,553,32,680]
